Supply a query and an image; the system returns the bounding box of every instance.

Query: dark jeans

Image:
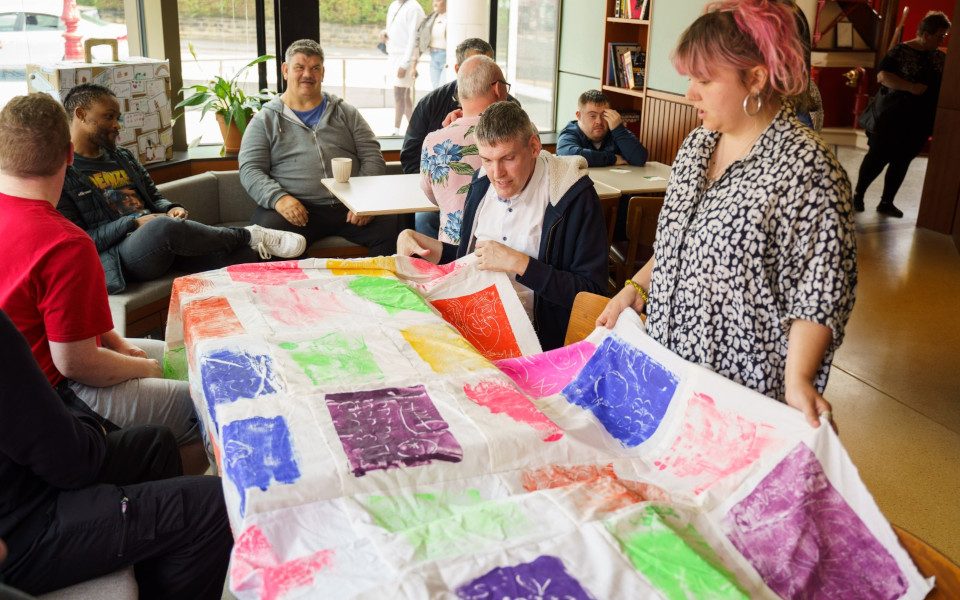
[252,203,398,256]
[414,210,440,239]
[855,133,926,205]
[118,216,257,282]
[3,427,232,599]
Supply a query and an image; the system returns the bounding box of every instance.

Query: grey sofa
[109,169,366,338]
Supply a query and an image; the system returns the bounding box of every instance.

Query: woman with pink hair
[597,0,857,428]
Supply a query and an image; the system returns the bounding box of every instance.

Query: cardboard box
[26,57,173,164]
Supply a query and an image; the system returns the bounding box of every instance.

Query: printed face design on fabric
[724,443,908,599]
[325,385,463,476]
[363,489,527,561]
[232,525,333,600]
[653,392,780,495]
[200,349,282,432]
[455,555,596,600]
[348,276,432,315]
[222,416,301,516]
[280,332,383,386]
[606,505,748,600]
[496,340,596,398]
[562,336,679,447]
[430,284,523,360]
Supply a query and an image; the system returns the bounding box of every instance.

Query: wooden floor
[828,147,960,563]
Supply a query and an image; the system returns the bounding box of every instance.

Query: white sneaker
[245,225,307,259]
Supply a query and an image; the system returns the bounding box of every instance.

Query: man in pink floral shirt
[420,55,509,244]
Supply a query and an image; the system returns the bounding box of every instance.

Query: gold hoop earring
[742,92,763,117]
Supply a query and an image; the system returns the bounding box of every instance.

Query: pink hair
[671,0,807,98]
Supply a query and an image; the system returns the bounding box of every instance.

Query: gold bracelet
[624,279,648,304]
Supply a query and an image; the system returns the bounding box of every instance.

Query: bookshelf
[602,0,653,122]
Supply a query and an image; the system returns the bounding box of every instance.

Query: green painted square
[280,332,383,385]
[163,346,189,381]
[347,276,432,315]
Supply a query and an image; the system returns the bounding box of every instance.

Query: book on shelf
[614,0,621,18]
[620,110,642,137]
[609,43,642,88]
[640,0,650,20]
[621,50,635,89]
[630,50,646,89]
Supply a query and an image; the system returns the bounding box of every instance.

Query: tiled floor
[829,147,960,563]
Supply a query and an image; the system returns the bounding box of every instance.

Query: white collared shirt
[474,154,550,318]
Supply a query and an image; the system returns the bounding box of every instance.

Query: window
[0,13,21,33]
[495,0,560,133]
[0,2,129,107]
[177,0,278,145]
[25,13,62,31]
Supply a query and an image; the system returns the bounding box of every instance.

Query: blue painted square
[222,416,300,515]
[200,349,281,431]
[561,335,678,447]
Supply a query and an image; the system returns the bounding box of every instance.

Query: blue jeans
[415,210,440,239]
[430,48,446,89]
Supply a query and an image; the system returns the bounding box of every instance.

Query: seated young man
[0,93,206,474]
[0,310,232,598]
[556,89,648,167]
[398,101,607,350]
[59,83,305,295]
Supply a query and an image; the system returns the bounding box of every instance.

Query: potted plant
[176,43,275,155]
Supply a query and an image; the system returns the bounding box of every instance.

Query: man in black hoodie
[0,309,233,598]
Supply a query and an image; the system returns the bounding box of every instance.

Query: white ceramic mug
[331,157,352,183]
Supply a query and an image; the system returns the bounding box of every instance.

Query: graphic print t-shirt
[73,152,149,218]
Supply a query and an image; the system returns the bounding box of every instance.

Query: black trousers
[252,203,398,256]
[2,427,232,600]
[855,132,926,206]
[118,216,258,282]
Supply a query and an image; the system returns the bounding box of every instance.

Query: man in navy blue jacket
[556,89,648,167]
[397,102,607,350]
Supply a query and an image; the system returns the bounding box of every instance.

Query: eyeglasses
[493,79,512,93]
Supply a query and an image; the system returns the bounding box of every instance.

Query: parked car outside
[0,0,128,72]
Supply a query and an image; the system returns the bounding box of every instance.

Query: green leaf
[175,92,211,109]
[460,144,478,156]
[465,125,476,137]
[448,161,476,175]
[456,183,472,195]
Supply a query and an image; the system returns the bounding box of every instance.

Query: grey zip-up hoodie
[239,93,386,209]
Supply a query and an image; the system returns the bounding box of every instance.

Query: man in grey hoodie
[239,39,396,256]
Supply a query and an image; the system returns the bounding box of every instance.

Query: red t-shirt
[0,192,113,386]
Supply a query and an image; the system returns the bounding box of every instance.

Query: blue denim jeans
[430,48,446,89]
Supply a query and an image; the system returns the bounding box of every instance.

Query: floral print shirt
[647,106,857,402]
[420,115,481,244]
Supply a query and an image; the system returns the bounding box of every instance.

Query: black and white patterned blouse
[647,106,857,402]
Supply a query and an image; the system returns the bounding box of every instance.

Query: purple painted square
[456,555,595,600]
[561,335,678,447]
[222,416,300,516]
[724,443,907,599]
[325,385,463,477]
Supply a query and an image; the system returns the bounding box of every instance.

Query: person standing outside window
[381,0,426,135]
[419,0,448,89]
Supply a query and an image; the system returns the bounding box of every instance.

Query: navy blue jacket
[439,160,608,350]
[556,120,648,167]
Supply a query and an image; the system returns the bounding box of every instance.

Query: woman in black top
[853,11,951,217]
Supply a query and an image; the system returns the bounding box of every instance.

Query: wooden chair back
[893,525,960,599]
[609,195,663,291]
[598,194,620,246]
[564,291,611,346]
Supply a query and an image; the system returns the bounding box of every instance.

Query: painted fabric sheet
[165,263,932,600]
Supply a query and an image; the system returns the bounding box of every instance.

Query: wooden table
[321,173,440,216]
[587,161,672,195]
[593,180,621,200]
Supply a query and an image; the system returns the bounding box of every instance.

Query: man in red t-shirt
[0,93,206,475]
